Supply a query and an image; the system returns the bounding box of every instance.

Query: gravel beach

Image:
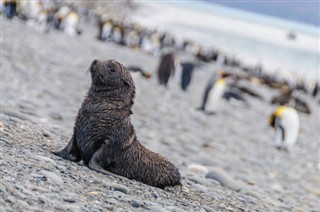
[1,14,319,211]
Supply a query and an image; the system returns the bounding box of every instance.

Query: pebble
[33,155,57,165]
[16,199,29,208]
[166,206,184,212]
[152,191,160,199]
[191,184,208,193]
[0,122,4,128]
[188,176,210,186]
[6,196,16,204]
[39,170,64,185]
[149,206,168,212]
[271,183,283,191]
[63,198,76,203]
[42,130,51,137]
[128,199,141,208]
[105,183,129,194]
[58,204,82,211]
[27,184,51,193]
[8,116,24,124]
[38,195,50,204]
[205,168,241,192]
[187,164,209,175]
[0,137,13,145]
[49,112,63,120]
[242,190,261,199]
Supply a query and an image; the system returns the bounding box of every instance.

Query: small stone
[50,112,63,120]
[128,199,141,208]
[105,204,113,210]
[40,170,64,185]
[191,184,208,193]
[292,207,304,212]
[59,204,82,211]
[42,130,51,137]
[27,184,51,193]
[0,122,4,128]
[187,164,209,175]
[152,191,159,199]
[14,191,27,199]
[87,191,104,195]
[205,168,241,192]
[149,206,168,212]
[271,183,283,191]
[0,137,13,145]
[246,180,256,186]
[166,206,184,212]
[38,195,50,204]
[16,199,29,208]
[242,190,261,199]
[63,198,76,203]
[33,155,57,165]
[6,195,16,203]
[188,176,210,186]
[105,183,129,194]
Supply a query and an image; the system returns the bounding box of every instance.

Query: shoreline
[133,2,319,81]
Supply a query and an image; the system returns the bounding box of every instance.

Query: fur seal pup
[269,106,299,151]
[53,59,181,188]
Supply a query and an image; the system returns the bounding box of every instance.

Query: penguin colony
[3,1,319,187]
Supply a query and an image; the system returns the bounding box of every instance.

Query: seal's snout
[91,59,99,69]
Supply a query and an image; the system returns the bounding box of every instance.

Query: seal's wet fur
[53,59,181,188]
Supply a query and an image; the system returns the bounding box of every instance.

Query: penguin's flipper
[274,119,285,149]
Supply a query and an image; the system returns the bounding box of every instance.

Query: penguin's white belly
[64,14,79,36]
[207,81,225,112]
[279,109,299,149]
[102,23,112,40]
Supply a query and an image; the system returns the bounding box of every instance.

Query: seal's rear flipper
[88,147,128,181]
[52,134,81,162]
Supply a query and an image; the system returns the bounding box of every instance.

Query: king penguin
[198,71,231,114]
[269,106,299,151]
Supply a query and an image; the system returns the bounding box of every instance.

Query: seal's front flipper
[52,134,81,162]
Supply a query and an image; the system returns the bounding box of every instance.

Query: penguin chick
[269,106,299,151]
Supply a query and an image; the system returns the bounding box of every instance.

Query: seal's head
[89,59,135,96]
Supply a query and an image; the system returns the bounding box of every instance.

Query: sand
[1,12,319,211]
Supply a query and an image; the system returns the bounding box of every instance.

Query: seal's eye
[109,67,116,73]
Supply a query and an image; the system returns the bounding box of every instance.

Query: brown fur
[53,59,181,188]
[157,52,176,86]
